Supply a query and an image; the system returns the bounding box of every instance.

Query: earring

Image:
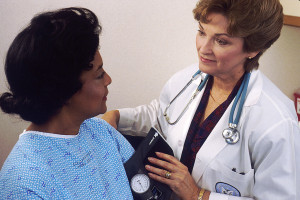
[248,56,252,59]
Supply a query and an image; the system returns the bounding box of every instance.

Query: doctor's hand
[145,152,209,200]
[101,110,120,129]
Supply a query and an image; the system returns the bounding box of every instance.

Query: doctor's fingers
[146,170,173,186]
[155,152,187,169]
[145,164,170,178]
[146,164,190,182]
[147,156,179,173]
[147,167,198,199]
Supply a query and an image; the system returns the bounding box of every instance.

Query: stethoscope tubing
[163,70,251,144]
[230,73,251,125]
[163,71,210,125]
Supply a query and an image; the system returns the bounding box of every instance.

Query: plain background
[0,0,300,168]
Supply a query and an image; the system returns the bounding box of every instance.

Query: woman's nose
[105,73,112,86]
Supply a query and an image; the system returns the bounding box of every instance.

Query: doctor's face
[67,51,112,119]
[196,13,255,79]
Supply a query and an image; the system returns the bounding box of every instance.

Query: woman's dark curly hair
[0,7,101,124]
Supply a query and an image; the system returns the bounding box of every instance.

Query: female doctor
[103,0,300,199]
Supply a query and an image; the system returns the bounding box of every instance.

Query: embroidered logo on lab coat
[215,182,241,196]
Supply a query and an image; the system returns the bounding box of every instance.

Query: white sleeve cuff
[118,108,135,131]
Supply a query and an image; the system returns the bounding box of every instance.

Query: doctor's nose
[199,40,213,55]
[197,35,213,55]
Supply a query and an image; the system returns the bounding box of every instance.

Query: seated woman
[0,7,134,199]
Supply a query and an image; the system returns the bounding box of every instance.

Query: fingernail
[145,165,150,169]
[155,152,161,155]
[148,157,154,161]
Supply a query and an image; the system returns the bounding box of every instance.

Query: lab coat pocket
[202,159,254,197]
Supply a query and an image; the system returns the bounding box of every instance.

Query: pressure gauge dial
[130,174,151,194]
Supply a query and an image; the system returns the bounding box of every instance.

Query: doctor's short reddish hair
[193,0,283,72]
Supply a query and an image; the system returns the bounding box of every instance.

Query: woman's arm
[101,110,120,129]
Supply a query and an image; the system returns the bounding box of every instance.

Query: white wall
[280,0,300,17]
[1,0,300,168]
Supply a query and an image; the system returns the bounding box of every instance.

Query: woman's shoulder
[82,117,127,142]
[82,117,114,134]
[0,133,58,172]
[82,117,134,162]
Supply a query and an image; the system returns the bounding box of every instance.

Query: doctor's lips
[200,56,216,63]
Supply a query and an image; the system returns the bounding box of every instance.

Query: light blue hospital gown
[0,117,134,199]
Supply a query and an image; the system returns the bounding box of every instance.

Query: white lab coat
[118,64,300,200]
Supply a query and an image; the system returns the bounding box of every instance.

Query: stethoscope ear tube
[163,70,209,125]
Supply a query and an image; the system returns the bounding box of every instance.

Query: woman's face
[196,13,255,79]
[67,51,112,119]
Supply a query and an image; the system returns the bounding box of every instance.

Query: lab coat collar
[243,70,262,107]
[199,70,262,107]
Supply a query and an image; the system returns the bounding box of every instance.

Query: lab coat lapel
[167,77,205,159]
[191,70,261,182]
[191,95,232,183]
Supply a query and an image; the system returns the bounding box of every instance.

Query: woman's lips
[103,92,108,101]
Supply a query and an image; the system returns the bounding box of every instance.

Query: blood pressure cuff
[124,128,174,200]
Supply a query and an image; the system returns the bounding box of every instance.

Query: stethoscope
[163,70,251,144]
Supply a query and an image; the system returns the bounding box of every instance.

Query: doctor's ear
[247,51,260,60]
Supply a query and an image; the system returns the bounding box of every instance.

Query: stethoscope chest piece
[222,123,239,144]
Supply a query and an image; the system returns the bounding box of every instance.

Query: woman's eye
[97,72,105,79]
[198,30,205,36]
[216,38,228,45]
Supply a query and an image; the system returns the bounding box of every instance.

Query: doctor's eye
[215,38,228,46]
[198,29,205,36]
